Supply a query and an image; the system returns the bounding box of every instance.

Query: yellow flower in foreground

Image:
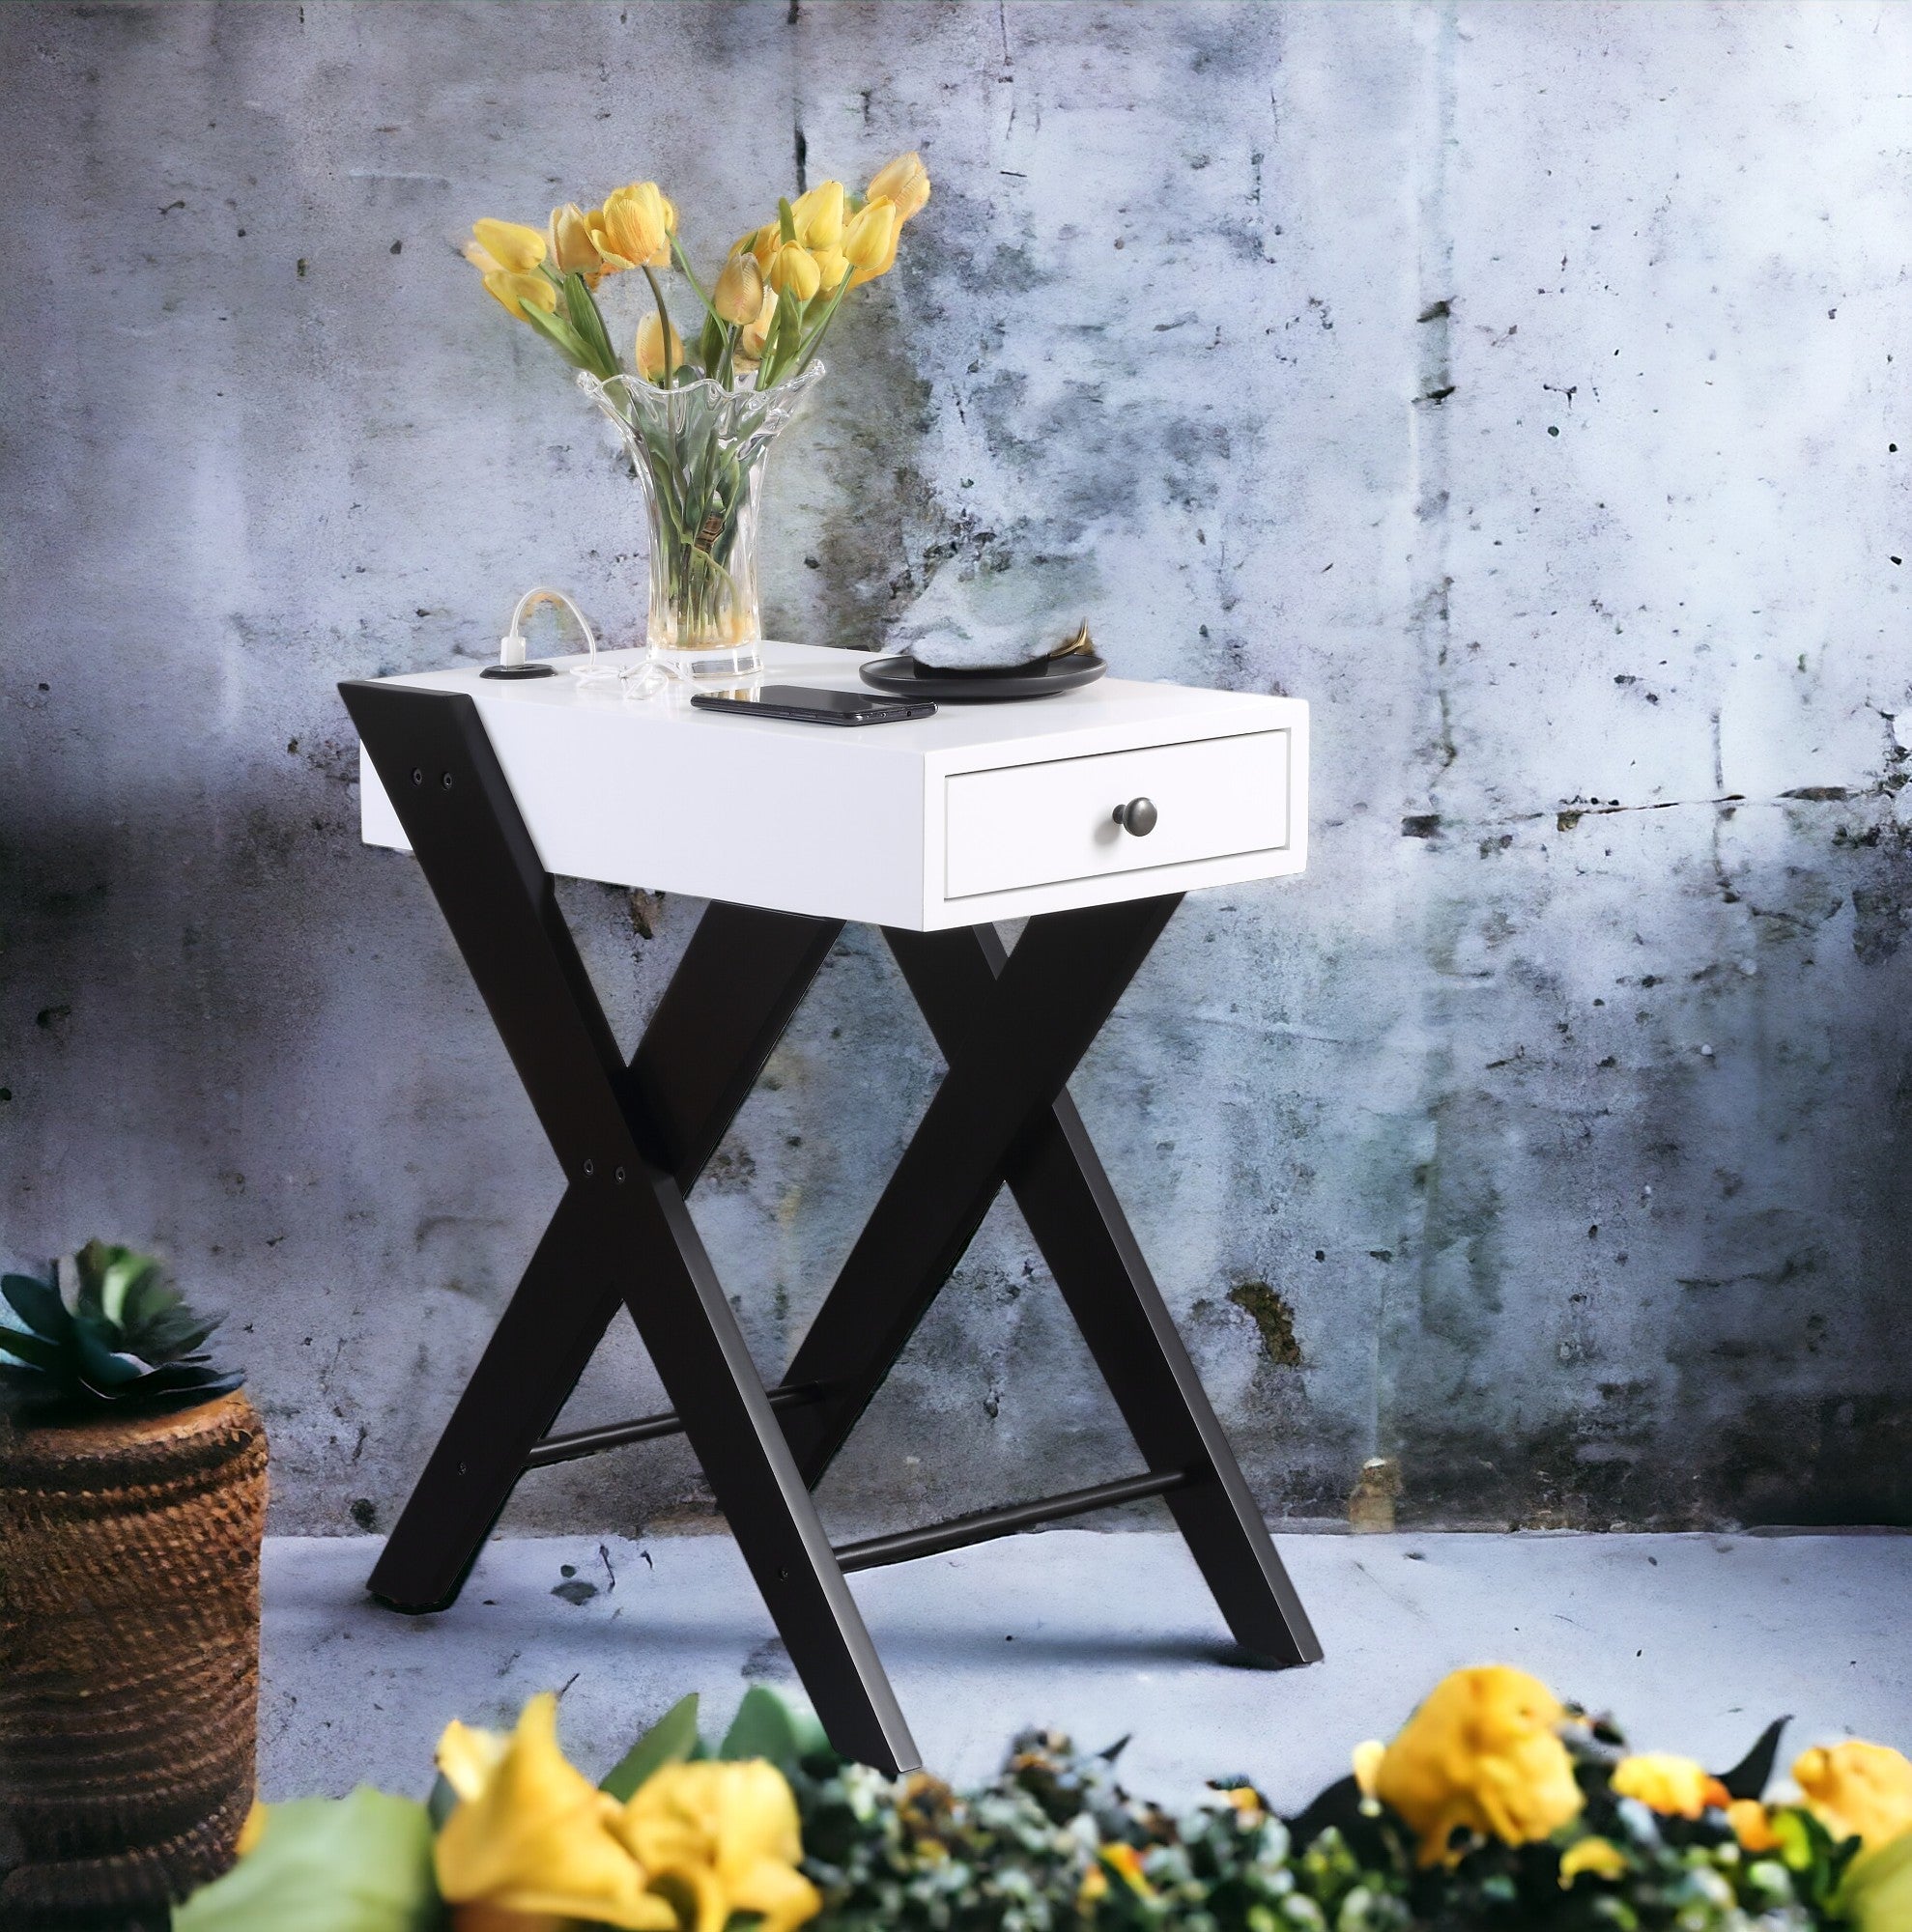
[482,270,558,323]
[635,312,684,383]
[434,1694,673,1931]
[1794,1741,1912,1853]
[712,249,766,327]
[1371,1665,1584,1867]
[842,197,898,284]
[1558,1836,1628,1886]
[1727,1798,1780,1854]
[1098,1842,1155,1898]
[468,218,546,275]
[235,1800,270,1859]
[1612,1753,1726,1820]
[791,180,845,250]
[614,1758,820,1932]
[768,242,821,302]
[1351,1739,1385,1798]
[592,182,677,271]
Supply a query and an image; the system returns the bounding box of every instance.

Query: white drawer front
[945,730,1291,900]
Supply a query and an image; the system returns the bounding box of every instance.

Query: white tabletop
[357,643,1307,930]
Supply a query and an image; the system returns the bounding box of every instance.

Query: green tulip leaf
[718,1687,833,1773]
[520,298,594,372]
[601,1691,700,1802]
[173,1788,441,1932]
[1838,1830,1912,1931]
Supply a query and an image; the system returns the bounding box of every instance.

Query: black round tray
[858,652,1106,702]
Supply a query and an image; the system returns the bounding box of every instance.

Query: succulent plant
[0,1240,242,1418]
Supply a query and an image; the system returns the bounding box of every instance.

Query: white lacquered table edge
[356,642,1308,931]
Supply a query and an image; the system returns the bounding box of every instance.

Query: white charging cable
[497,585,669,699]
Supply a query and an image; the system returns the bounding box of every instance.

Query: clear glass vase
[579,363,824,680]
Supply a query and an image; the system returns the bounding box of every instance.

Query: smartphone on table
[690,685,935,726]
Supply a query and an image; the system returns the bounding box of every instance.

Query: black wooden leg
[367,899,842,1613]
[889,924,1323,1666]
[341,683,917,1771]
[368,1189,623,1611]
[777,896,1182,1480]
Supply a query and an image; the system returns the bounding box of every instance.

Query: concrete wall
[4,0,1907,1537]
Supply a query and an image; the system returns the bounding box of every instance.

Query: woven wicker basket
[0,1390,267,1927]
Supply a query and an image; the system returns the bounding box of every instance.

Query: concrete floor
[261,1529,1911,1809]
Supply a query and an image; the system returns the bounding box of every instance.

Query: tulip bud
[842,196,899,284]
[482,270,559,323]
[469,218,546,275]
[810,246,849,293]
[866,152,931,225]
[712,250,766,327]
[547,203,605,282]
[737,288,778,366]
[767,242,821,302]
[635,311,685,382]
[791,180,845,250]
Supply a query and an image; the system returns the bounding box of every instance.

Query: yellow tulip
[736,287,778,367]
[482,270,559,323]
[1794,1741,1912,1853]
[1727,1798,1780,1854]
[1351,1739,1384,1798]
[741,222,780,273]
[592,182,677,271]
[635,312,684,383]
[712,250,766,327]
[1557,1836,1627,1886]
[1611,1753,1724,1820]
[842,197,898,285]
[791,180,845,250]
[767,242,821,302]
[433,1694,674,1931]
[614,1759,820,1932]
[469,218,546,275]
[867,152,931,224]
[235,1801,270,1859]
[810,246,849,293]
[1370,1665,1584,1867]
[548,203,612,286]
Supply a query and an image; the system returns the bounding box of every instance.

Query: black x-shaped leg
[785,922,1321,1665]
[342,679,1319,1776]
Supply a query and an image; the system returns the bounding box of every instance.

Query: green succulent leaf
[172,1788,441,1932]
[601,1691,700,1802]
[0,1325,66,1372]
[3,1271,70,1341]
[5,1243,242,1413]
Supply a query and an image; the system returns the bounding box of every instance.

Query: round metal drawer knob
[1112,796,1157,837]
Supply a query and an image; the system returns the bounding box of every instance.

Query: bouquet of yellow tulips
[172,1669,1912,1930]
[463,156,931,675]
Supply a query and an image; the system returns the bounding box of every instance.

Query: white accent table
[342,641,1320,1775]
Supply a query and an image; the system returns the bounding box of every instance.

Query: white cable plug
[499,585,599,668]
[494,584,671,699]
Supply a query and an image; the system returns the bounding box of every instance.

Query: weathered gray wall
[3,1,1907,1537]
